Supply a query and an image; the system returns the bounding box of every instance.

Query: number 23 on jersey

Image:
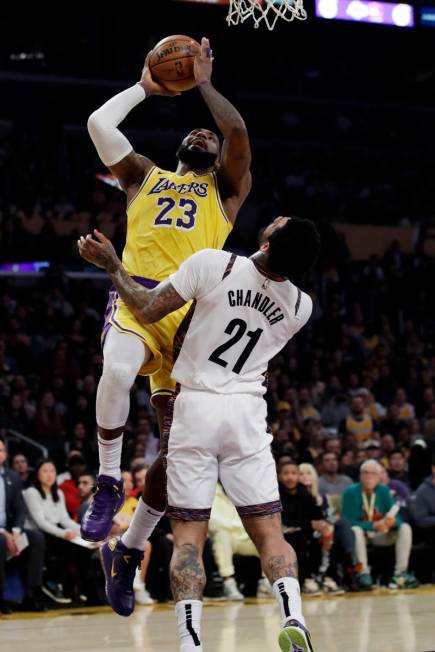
[154,197,198,230]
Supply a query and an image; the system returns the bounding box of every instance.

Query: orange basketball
[149,35,200,93]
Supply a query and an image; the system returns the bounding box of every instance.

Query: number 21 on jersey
[154,197,197,230]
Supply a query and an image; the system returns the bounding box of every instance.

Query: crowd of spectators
[1,222,435,613]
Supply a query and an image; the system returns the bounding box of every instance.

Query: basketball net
[227,0,307,30]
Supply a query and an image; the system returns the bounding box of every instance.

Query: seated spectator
[321,394,349,430]
[364,439,381,460]
[388,449,410,486]
[11,453,32,488]
[299,418,326,464]
[68,422,97,468]
[298,387,320,421]
[278,461,323,594]
[23,458,93,603]
[76,472,95,523]
[342,460,417,589]
[380,405,407,440]
[339,396,374,447]
[318,451,353,498]
[208,484,269,600]
[394,388,415,421]
[299,463,355,593]
[324,437,342,458]
[379,434,396,466]
[340,449,359,481]
[59,452,87,519]
[409,455,435,551]
[362,390,386,425]
[0,440,45,613]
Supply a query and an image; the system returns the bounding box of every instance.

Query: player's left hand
[77,229,120,273]
[192,37,214,85]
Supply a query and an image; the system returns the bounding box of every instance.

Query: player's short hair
[268,217,321,280]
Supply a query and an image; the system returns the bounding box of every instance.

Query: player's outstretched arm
[88,54,179,193]
[193,37,252,220]
[77,230,186,324]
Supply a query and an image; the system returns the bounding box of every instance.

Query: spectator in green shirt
[342,460,417,590]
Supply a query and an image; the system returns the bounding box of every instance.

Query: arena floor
[2,588,435,652]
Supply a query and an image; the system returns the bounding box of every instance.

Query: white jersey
[169,249,313,396]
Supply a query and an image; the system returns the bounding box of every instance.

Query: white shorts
[165,388,281,521]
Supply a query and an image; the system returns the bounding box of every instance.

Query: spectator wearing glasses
[342,460,417,590]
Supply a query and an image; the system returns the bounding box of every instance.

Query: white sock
[121,498,164,550]
[133,568,143,590]
[98,432,123,480]
[272,577,305,627]
[175,600,203,651]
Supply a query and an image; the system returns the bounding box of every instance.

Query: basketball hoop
[227,0,307,30]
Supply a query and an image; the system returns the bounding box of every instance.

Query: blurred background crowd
[0,1,435,614]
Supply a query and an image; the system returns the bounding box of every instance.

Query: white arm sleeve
[169,250,231,302]
[87,84,146,167]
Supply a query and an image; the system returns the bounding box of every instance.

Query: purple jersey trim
[167,506,212,521]
[101,275,160,346]
[236,500,282,518]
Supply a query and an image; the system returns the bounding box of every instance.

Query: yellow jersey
[345,413,374,445]
[123,166,232,281]
[104,165,232,398]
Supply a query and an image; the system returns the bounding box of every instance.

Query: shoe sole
[100,543,134,617]
[279,626,314,652]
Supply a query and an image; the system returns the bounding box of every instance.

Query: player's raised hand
[192,37,214,85]
[77,230,121,273]
[138,53,181,97]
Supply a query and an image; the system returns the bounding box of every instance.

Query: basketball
[149,35,200,92]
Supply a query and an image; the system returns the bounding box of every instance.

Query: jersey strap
[295,287,302,316]
[222,253,237,280]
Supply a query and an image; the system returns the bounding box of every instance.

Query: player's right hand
[138,53,181,97]
[78,229,121,274]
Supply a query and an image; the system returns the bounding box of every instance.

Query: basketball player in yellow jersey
[81,37,252,544]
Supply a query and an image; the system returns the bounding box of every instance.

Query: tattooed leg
[241,513,299,584]
[170,520,208,602]
[242,513,307,633]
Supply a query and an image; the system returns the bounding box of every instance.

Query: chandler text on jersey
[227,290,284,325]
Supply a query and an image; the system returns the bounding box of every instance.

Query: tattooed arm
[77,229,186,324]
[193,37,251,223]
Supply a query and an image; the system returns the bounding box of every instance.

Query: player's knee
[101,361,136,393]
[243,513,282,547]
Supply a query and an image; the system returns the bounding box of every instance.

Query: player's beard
[176,143,218,170]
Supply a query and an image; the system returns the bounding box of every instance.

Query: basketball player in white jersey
[78,215,320,652]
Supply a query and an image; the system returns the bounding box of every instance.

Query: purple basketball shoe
[101,537,144,616]
[80,474,124,542]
